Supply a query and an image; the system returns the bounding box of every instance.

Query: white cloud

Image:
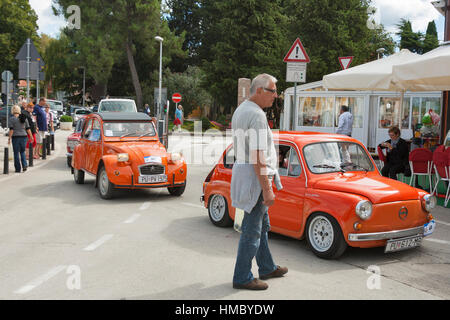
[29,0,66,37]
[371,0,444,39]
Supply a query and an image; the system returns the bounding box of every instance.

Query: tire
[98,166,114,199]
[168,183,186,196]
[305,212,348,259]
[67,156,72,168]
[73,168,85,184]
[208,194,233,227]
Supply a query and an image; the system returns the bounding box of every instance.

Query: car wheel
[306,212,347,259]
[167,183,186,196]
[74,168,85,184]
[208,194,233,227]
[67,157,72,168]
[98,166,115,199]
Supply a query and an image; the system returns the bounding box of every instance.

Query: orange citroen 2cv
[202,132,436,259]
[72,112,186,199]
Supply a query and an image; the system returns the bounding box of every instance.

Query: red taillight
[205,165,217,183]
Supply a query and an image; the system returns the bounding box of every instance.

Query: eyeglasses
[263,87,277,94]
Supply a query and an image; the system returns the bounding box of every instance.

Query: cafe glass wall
[335,97,364,128]
[297,97,334,127]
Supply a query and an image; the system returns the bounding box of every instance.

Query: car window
[103,121,156,137]
[76,109,91,115]
[99,101,136,112]
[83,119,93,139]
[288,147,302,177]
[75,118,85,133]
[89,119,101,141]
[304,142,374,174]
[224,146,235,169]
[276,144,301,177]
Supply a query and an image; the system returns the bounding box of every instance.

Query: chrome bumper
[348,226,423,242]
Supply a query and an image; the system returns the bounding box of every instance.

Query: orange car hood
[311,173,420,204]
[109,142,167,161]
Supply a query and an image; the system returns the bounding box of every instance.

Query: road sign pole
[292,82,297,131]
[6,80,9,130]
[36,79,39,102]
[26,38,30,102]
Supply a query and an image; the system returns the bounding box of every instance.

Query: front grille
[140,165,165,175]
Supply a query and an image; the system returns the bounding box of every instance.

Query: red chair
[432,149,450,206]
[409,148,433,189]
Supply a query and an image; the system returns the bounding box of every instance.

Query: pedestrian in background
[33,97,48,157]
[8,105,33,173]
[21,101,37,159]
[173,104,183,132]
[336,105,353,137]
[144,104,151,116]
[230,73,287,291]
[44,104,55,133]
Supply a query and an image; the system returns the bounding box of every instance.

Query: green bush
[60,115,73,122]
[201,117,212,131]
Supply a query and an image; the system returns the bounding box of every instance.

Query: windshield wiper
[119,132,137,139]
[340,163,368,172]
[313,164,337,169]
[138,132,155,139]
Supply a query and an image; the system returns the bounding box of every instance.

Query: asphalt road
[0,131,449,300]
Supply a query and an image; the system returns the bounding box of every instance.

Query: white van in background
[98,99,137,113]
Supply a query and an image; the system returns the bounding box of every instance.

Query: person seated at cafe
[379,126,410,180]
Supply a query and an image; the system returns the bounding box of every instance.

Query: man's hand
[262,188,275,207]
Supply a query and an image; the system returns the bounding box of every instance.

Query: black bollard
[51,134,55,151]
[42,138,47,160]
[47,136,51,156]
[3,147,9,174]
[28,141,33,167]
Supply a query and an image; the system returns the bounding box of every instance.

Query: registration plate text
[138,174,167,184]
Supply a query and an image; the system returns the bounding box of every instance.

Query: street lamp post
[80,66,86,108]
[155,36,163,123]
[376,48,386,59]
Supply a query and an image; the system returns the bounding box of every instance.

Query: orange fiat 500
[72,112,187,199]
[202,132,437,259]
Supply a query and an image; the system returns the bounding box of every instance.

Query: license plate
[138,174,167,184]
[385,235,423,253]
[424,220,436,237]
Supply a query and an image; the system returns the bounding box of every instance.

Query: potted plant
[60,115,73,130]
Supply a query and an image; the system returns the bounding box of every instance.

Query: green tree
[396,19,423,54]
[53,0,185,109]
[199,0,290,114]
[422,21,439,53]
[0,0,38,76]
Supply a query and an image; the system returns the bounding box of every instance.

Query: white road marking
[424,238,450,246]
[139,202,151,211]
[14,265,67,294]
[435,219,450,227]
[182,202,204,209]
[124,214,141,224]
[83,234,114,251]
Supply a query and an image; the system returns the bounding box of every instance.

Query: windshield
[304,142,374,174]
[103,121,156,137]
[76,109,91,115]
[99,101,136,112]
[47,100,63,111]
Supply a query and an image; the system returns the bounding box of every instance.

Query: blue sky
[30,0,446,42]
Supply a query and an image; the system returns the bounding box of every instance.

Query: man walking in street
[231,73,288,291]
[336,105,353,137]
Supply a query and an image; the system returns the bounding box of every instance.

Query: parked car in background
[67,118,86,168]
[92,105,99,112]
[0,106,8,129]
[98,99,137,113]
[71,112,186,199]
[73,108,91,126]
[46,99,64,116]
[202,132,436,259]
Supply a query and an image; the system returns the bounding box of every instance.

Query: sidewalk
[0,127,71,176]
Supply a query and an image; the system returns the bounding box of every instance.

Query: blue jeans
[12,136,27,172]
[233,193,277,285]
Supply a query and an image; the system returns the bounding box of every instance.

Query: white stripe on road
[123,214,141,224]
[182,202,204,209]
[424,238,450,246]
[139,202,151,211]
[435,220,450,227]
[83,234,114,251]
[14,265,67,295]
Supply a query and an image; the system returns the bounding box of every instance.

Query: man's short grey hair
[250,73,277,95]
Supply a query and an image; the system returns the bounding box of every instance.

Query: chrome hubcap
[309,216,334,252]
[210,195,225,222]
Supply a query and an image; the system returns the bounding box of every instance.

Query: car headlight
[421,194,436,212]
[170,152,182,162]
[117,153,129,162]
[355,200,373,220]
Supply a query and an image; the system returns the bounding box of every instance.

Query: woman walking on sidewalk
[8,105,34,173]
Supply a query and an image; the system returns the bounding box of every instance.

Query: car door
[81,119,93,173]
[269,142,306,232]
[87,118,102,174]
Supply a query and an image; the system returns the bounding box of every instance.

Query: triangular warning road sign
[339,56,354,70]
[15,38,42,61]
[283,38,310,63]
